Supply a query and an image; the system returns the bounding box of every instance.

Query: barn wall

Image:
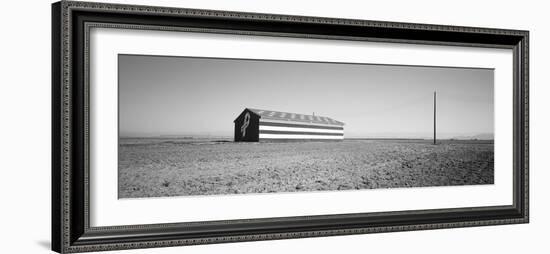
[258,119,344,141]
[234,109,259,142]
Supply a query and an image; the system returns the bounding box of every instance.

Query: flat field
[118,138,494,198]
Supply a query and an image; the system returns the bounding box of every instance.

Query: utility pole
[434,91,436,145]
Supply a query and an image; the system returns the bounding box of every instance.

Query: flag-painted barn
[234,108,345,142]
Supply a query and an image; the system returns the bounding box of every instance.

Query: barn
[234,108,345,142]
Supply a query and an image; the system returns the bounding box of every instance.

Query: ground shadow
[36,240,50,250]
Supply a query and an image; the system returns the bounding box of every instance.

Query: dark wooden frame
[52,1,529,253]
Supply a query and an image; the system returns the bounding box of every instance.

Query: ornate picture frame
[52,1,528,253]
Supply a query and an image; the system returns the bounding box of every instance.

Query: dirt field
[118,138,494,198]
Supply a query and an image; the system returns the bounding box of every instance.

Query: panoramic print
[118,54,494,198]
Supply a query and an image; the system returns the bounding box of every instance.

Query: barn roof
[246,108,345,126]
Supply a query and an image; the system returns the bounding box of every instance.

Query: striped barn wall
[258,119,344,141]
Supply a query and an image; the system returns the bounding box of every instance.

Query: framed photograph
[52,1,529,253]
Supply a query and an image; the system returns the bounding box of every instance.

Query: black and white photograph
[45,1,534,253]
[118,54,494,198]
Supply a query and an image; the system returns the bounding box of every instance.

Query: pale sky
[118,54,494,139]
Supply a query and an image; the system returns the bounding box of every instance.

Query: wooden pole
[434,91,436,145]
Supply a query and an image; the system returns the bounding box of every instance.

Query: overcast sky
[118,54,494,139]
